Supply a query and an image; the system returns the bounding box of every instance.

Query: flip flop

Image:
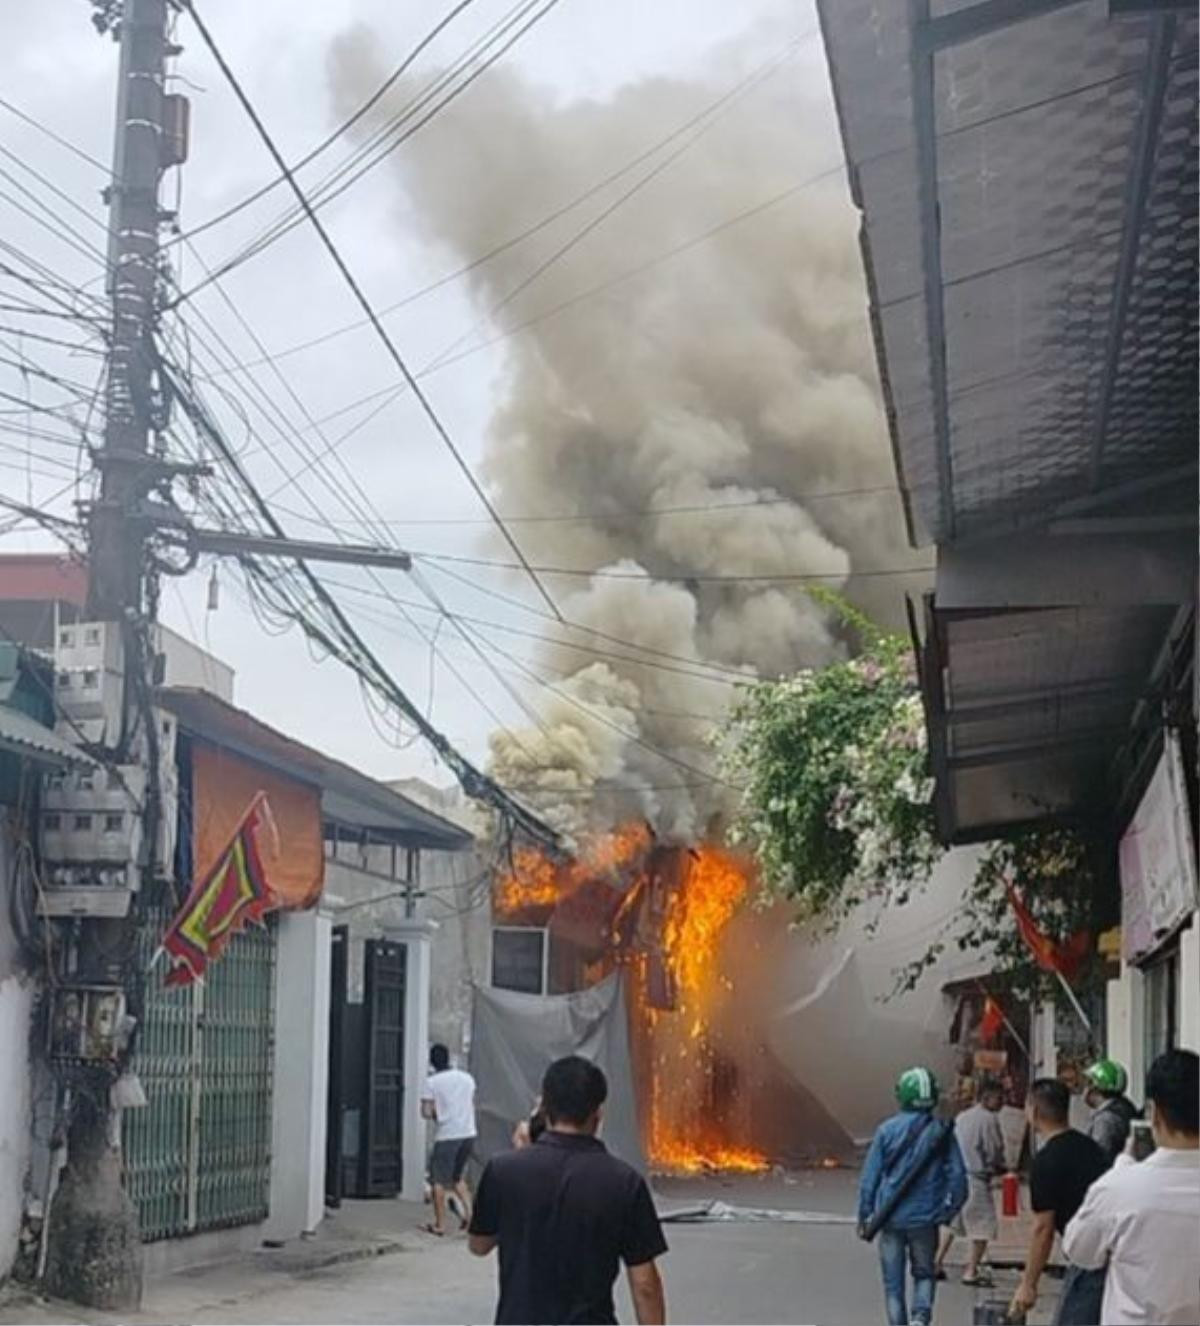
[962,1272,994,1288]
[421,1223,445,1237]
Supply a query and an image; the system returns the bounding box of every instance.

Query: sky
[0,0,916,798]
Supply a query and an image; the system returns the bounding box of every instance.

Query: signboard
[1120,731,1198,964]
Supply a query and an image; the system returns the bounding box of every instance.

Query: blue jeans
[1053,1264,1106,1326]
[878,1225,938,1326]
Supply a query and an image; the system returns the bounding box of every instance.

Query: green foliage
[721,619,939,927]
[721,597,1113,998]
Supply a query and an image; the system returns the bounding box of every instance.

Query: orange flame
[494,823,651,917]
[636,845,768,1175]
[491,827,767,1175]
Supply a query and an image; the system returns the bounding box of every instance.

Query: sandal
[962,1271,994,1288]
[421,1223,445,1237]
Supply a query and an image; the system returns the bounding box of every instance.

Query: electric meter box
[55,621,124,674]
[41,764,146,866]
[48,985,127,1063]
[54,620,125,735]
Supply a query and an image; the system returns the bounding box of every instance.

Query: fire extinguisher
[1002,1170,1020,1217]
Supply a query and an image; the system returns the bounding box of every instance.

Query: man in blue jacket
[858,1067,968,1326]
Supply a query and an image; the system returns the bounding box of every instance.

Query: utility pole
[88,0,169,620]
[43,0,171,1309]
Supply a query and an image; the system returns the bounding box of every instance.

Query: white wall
[266,909,331,1243]
[0,818,34,1279]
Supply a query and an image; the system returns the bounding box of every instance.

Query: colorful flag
[162,792,277,987]
[1005,883,1090,982]
[979,995,1005,1045]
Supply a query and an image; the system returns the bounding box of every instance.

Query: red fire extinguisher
[1002,1171,1020,1218]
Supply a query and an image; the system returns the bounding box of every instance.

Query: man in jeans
[1009,1078,1107,1325]
[858,1067,968,1326]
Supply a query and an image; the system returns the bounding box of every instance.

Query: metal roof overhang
[159,688,472,851]
[0,705,99,770]
[819,0,1198,840]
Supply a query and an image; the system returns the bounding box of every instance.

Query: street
[1,1171,1057,1326]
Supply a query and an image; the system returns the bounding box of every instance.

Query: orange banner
[191,741,323,909]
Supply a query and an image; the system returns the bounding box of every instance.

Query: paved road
[2,1173,1056,1325]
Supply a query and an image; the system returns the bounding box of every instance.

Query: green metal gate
[124,893,276,1242]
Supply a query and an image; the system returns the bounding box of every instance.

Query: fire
[491,826,767,1175]
[493,823,652,917]
[636,846,769,1175]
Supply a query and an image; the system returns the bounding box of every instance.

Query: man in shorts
[421,1042,477,1236]
[935,1076,1007,1287]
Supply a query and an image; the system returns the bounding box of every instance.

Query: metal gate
[361,939,406,1196]
[124,891,276,1241]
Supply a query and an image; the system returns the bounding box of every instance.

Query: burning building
[493,828,855,1174]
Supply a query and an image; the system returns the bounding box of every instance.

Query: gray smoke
[328,25,926,843]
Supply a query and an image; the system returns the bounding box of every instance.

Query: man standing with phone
[1063,1049,1200,1326]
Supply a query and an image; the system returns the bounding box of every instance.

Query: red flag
[1006,884,1090,982]
[162,792,277,986]
[979,996,1005,1045]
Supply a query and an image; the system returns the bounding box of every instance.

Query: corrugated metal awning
[819,0,1198,546]
[820,0,1198,839]
[0,705,98,770]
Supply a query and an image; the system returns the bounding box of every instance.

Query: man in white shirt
[420,1042,478,1236]
[1063,1048,1199,1326]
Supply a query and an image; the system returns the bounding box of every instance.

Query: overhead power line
[158,351,559,848]
[175,0,483,246]
[172,0,567,305]
[191,36,814,381]
[262,482,902,529]
[182,0,564,621]
[407,550,936,583]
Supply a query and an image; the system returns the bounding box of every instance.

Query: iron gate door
[124,891,276,1241]
[361,939,406,1196]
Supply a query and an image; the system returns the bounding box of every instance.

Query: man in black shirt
[1010,1078,1108,1325]
[469,1055,668,1325]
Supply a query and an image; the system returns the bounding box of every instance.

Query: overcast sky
[0,0,872,793]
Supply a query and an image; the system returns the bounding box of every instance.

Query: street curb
[268,1237,407,1277]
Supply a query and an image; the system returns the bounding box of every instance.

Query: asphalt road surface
[2,1172,1052,1325]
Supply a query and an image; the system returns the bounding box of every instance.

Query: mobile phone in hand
[1130,1121,1155,1161]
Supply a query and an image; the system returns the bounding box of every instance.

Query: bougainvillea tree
[720,600,1113,998]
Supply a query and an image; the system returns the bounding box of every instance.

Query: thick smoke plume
[329,27,925,842]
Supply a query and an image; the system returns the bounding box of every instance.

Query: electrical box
[56,621,124,674]
[161,93,190,167]
[47,985,127,1064]
[39,764,145,915]
[54,620,125,739]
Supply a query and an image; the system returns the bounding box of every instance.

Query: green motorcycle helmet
[1084,1058,1128,1096]
[895,1066,940,1111]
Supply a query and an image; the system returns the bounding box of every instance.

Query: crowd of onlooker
[857,1048,1200,1326]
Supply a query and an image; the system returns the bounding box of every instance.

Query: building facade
[817,0,1198,1076]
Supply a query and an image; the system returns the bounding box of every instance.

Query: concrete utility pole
[44,0,171,1309]
[88,0,169,620]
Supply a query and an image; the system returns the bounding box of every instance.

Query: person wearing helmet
[1083,1059,1140,1166]
[858,1067,968,1326]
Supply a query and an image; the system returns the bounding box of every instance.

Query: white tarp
[469,973,646,1172]
[1120,730,1198,963]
